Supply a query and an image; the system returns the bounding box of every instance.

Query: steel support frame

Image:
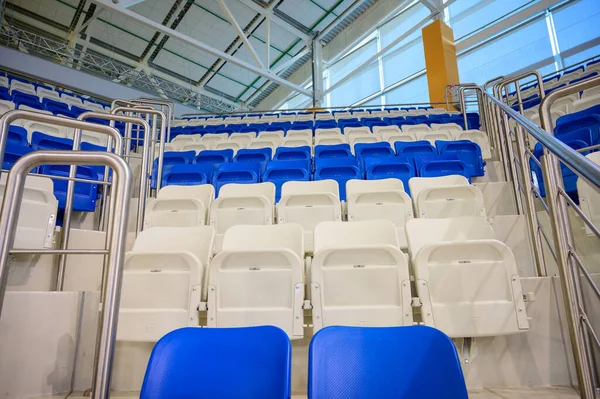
[217,0,264,68]
[312,37,324,107]
[235,0,310,42]
[88,0,311,96]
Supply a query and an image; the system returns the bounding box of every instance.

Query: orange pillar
[422,19,460,110]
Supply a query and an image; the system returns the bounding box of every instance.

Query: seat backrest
[577,152,600,236]
[144,184,214,228]
[221,223,304,260]
[405,217,496,256]
[408,175,469,198]
[133,226,214,266]
[313,220,399,252]
[402,123,431,132]
[308,326,468,399]
[0,174,57,249]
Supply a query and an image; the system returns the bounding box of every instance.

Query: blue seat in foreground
[365,157,415,195]
[414,154,470,180]
[163,164,214,187]
[436,140,485,177]
[213,161,263,195]
[314,158,362,200]
[41,164,99,211]
[274,146,311,162]
[308,326,468,399]
[141,326,291,399]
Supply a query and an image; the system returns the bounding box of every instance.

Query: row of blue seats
[181,106,441,120]
[172,113,481,138]
[2,95,108,119]
[517,71,598,110]
[505,58,600,98]
[141,325,468,399]
[153,140,484,200]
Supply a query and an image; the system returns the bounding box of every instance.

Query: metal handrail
[487,88,600,189]
[0,150,133,399]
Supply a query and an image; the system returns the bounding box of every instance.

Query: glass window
[457,17,553,84]
[328,39,380,107]
[553,0,600,63]
[385,74,430,106]
[449,0,534,40]
[382,37,425,87]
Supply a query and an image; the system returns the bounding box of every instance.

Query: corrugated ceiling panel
[161,38,219,73]
[176,4,238,54]
[152,48,209,82]
[130,0,177,24]
[88,16,152,58]
[206,73,249,98]
[7,0,75,27]
[277,0,323,28]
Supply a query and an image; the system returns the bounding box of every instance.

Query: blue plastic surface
[315,144,353,160]
[414,154,470,180]
[3,143,33,171]
[163,164,214,186]
[394,141,436,162]
[263,160,311,201]
[314,158,362,200]
[365,157,415,195]
[354,142,395,167]
[195,149,234,165]
[213,161,262,195]
[555,104,600,143]
[234,148,273,166]
[8,125,28,146]
[308,325,468,399]
[140,326,291,399]
[274,146,312,162]
[31,132,74,151]
[42,164,99,211]
[151,151,196,189]
[436,140,485,177]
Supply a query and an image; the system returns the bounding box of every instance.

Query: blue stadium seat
[436,140,485,177]
[274,146,311,162]
[234,148,272,163]
[266,122,292,134]
[308,326,467,399]
[315,144,353,160]
[31,132,73,151]
[530,128,593,197]
[314,158,362,200]
[3,143,33,171]
[41,164,99,211]
[0,88,10,101]
[141,326,291,399]
[314,120,338,130]
[569,72,598,85]
[163,164,214,187]
[363,120,389,131]
[8,125,28,146]
[195,149,234,165]
[364,157,415,195]
[414,154,470,180]
[555,104,600,143]
[215,127,234,135]
[354,142,395,169]
[151,151,196,189]
[54,110,79,119]
[42,99,70,114]
[71,105,91,115]
[338,118,361,131]
[13,92,43,110]
[263,160,311,201]
[213,161,263,195]
[394,141,436,162]
[290,121,314,130]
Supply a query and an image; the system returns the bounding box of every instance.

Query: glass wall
[279,0,600,110]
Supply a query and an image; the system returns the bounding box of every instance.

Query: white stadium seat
[378,127,416,144]
[247,138,277,151]
[371,110,390,118]
[260,115,279,123]
[257,130,284,145]
[10,80,36,95]
[207,224,305,339]
[36,87,61,101]
[346,179,413,248]
[118,226,215,341]
[406,217,529,338]
[144,185,215,229]
[430,123,463,132]
[278,114,297,123]
[0,174,57,249]
[343,126,371,137]
[352,111,371,119]
[209,182,275,252]
[201,133,228,147]
[315,127,342,138]
[286,128,312,141]
[315,135,346,146]
[402,124,431,132]
[0,100,15,115]
[409,175,486,218]
[172,134,201,145]
[454,130,492,159]
[242,116,260,124]
[230,131,256,140]
[282,137,312,148]
[315,113,334,121]
[277,180,342,254]
[415,130,453,145]
[214,140,244,153]
[577,152,600,236]
[22,120,66,141]
[181,142,210,153]
[311,220,412,333]
[333,111,352,120]
[296,113,315,122]
[223,117,243,124]
[349,132,379,148]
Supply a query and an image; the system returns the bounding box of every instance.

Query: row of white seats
[118,217,529,342]
[174,108,462,127]
[166,128,492,159]
[144,176,487,252]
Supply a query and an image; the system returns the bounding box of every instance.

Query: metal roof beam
[419,0,438,13]
[88,0,312,97]
[315,0,365,42]
[235,0,311,42]
[217,0,264,68]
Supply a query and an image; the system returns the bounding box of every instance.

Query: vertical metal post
[312,37,324,108]
[0,151,132,399]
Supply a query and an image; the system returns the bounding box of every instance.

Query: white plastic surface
[409,176,486,218]
[454,130,492,159]
[118,226,215,341]
[144,185,215,229]
[577,152,600,236]
[311,220,412,332]
[415,130,452,145]
[346,179,413,248]
[277,180,342,254]
[207,224,304,339]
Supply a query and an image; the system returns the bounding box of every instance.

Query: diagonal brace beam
[236,0,310,42]
[217,0,264,68]
[88,0,312,97]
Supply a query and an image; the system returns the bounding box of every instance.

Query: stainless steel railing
[0,150,133,399]
[485,74,600,398]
